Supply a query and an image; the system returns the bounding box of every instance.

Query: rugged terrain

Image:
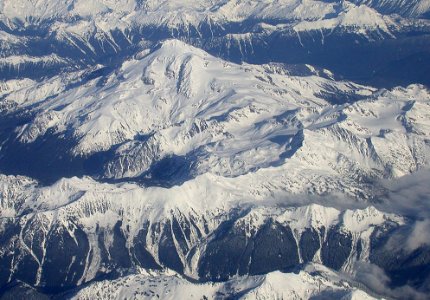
[1,0,430,299]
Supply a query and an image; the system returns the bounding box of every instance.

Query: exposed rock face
[1,1,430,298]
[0,180,423,295]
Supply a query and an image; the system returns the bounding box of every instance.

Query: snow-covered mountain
[70,264,378,300]
[0,171,428,298]
[0,0,391,28]
[1,1,430,299]
[0,174,412,289]
[0,1,429,86]
[351,0,430,18]
[1,40,429,198]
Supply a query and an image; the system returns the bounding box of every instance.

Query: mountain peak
[1,1,430,298]
[155,38,209,57]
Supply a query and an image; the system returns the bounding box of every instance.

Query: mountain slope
[1,171,429,298]
[1,1,429,86]
[350,0,430,18]
[70,264,378,300]
[1,40,429,199]
[0,173,413,290]
[1,1,430,299]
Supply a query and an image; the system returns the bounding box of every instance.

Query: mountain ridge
[1,1,430,299]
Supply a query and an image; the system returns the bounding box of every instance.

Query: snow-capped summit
[1,39,429,198]
[0,0,409,33]
[71,263,378,300]
[0,173,409,289]
[1,1,430,299]
[294,3,396,35]
[350,0,430,17]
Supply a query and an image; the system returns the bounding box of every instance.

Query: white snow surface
[0,0,421,75]
[72,263,377,300]
[351,0,430,17]
[4,40,430,199]
[0,171,405,284]
[294,3,396,35]
[0,0,407,35]
[0,1,428,298]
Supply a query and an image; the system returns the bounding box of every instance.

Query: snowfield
[3,40,430,199]
[72,264,378,300]
[1,1,430,299]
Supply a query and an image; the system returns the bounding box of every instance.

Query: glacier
[0,0,430,299]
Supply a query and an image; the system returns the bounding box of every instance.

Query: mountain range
[0,1,430,299]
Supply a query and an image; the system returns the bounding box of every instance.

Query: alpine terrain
[0,0,430,299]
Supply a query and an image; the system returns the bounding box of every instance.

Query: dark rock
[321,227,352,270]
[300,228,321,263]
